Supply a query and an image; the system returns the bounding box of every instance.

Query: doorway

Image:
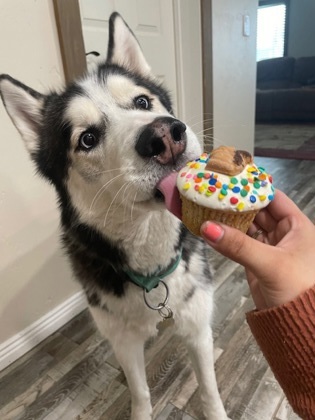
[254,0,315,160]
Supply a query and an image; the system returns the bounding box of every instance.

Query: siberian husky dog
[0,12,227,420]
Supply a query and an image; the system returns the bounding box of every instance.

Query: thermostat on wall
[243,14,250,37]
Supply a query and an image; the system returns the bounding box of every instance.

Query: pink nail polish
[202,222,223,242]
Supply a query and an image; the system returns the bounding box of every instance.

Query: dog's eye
[134,95,150,110]
[79,132,98,150]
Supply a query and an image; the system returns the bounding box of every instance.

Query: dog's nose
[135,117,187,165]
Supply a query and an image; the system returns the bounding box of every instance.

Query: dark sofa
[256,56,315,122]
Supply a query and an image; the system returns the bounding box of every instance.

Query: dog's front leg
[111,332,152,420]
[90,307,152,419]
[185,328,228,420]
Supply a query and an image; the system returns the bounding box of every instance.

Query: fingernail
[201,222,224,243]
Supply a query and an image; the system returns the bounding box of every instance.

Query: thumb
[200,221,272,273]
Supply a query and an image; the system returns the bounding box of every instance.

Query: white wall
[287,0,315,58]
[173,0,203,138]
[212,0,258,153]
[0,1,82,346]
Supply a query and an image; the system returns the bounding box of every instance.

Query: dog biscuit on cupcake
[177,146,275,236]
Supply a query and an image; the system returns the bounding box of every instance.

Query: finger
[253,208,278,232]
[247,222,259,237]
[247,224,268,243]
[267,189,302,221]
[201,221,277,273]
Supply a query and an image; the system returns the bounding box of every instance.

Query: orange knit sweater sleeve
[246,285,315,420]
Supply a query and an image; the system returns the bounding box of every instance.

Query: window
[256,1,288,62]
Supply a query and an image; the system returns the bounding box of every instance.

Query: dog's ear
[106,12,151,76]
[0,75,44,156]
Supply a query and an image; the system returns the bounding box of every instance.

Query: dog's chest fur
[62,200,213,332]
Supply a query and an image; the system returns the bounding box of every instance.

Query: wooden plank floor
[1,157,312,420]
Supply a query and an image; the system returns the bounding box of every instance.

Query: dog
[0,12,227,420]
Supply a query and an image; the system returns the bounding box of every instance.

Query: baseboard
[0,291,88,372]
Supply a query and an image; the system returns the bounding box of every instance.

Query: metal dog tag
[157,316,175,333]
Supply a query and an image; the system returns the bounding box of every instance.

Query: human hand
[201,190,315,310]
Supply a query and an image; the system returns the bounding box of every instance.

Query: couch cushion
[293,56,315,85]
[256,88,315,122]
[257,80,301,90]
[257,57,295,82]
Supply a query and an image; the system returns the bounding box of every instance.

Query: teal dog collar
[124,249,182,292]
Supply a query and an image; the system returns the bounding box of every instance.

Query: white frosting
[177,153,275,212]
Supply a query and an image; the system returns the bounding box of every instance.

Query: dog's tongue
[157,172,182,220]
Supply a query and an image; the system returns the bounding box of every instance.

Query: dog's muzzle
[135,117,187,165]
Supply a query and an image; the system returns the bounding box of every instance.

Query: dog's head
[0,13,201,236]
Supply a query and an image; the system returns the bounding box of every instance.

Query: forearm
[246,285,315,420]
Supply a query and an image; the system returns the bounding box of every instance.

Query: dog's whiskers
[130,187,142,223]
[91,167,123,176]
[103,181,132,229]
[118,183,135,222]
[188,118,214,130]
[89,172,125,213]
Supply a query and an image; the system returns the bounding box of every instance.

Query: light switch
[243,14,250,37]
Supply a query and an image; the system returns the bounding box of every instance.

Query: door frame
[200,0,213,146]
[53,0,86,83]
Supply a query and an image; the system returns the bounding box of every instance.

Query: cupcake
[176,146,275,236]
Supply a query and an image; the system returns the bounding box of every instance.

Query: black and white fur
[0,13,227,420]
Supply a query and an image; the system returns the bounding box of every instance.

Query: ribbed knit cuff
[246,285,315,420]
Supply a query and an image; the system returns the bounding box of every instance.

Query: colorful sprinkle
[230,177,238,184]
[232,186,241,193]
[250,195,256,203]
[190,162,200,169]
[230,197,238,205]
[237,202,245,211]
[254,181,260,189]
[240,189,248,197]
[183,182,191,190]
[241,179,248,186]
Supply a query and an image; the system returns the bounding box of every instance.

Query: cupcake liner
[180,195,258,236]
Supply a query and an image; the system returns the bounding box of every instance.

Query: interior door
[79,0,178,112]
